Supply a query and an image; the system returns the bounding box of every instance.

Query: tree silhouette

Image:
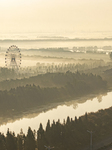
[24,127,35,150]
[6,129,17,150]
[110,52,112,60]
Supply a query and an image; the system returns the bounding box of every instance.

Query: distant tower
[5,45,21,69]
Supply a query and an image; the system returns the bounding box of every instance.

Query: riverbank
[0,89,110,131]
[35,106,112,150]
[0,72,108,126]
[1,103,112,150]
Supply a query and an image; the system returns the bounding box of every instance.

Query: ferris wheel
[5,45,21,69]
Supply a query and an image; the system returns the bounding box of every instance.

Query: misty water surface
[1,40,112,49]
[0,91,112,135]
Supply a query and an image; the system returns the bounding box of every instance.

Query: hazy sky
[0,0,112,33]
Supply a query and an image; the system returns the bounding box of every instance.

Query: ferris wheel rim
[5,45,22,68]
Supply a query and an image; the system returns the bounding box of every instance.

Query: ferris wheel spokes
[5,45,22,69]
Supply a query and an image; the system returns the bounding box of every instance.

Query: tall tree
[0,133,6,150]
[110,52,112,60]
[24,127,36,150]
[6,129,17,150]
[37,123,45,150]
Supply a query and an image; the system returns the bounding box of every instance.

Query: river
[0,91,112,135]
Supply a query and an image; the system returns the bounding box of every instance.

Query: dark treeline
[35,60,106,74]
[1,107,112,150]
[0,68,18,81]
[0,68,33,82]
[26,45,112,52]
[0,59,107,84]
[0,71,107,114]
[0,70,107,91]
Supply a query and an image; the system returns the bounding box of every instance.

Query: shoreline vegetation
[0,89,108,126]
[0,67,111,149]
[0,64,109,90]
[1,105,112,150]
[0,71,107,108]
[0,71,107,125]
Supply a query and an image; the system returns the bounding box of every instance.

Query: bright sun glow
[0,0,35,6]
[0,0,112,33]
[0,0,17,5]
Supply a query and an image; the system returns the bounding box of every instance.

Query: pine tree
[17,135,23,150]
[0,133,6,150]
[24,127,36,150]
[46,120,50,132]
[37,123,45,150]
[6,129,17,150]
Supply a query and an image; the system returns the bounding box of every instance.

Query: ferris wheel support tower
[5,45,21,69]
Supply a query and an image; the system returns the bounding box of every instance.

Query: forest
[0,54,111,150]
[0,58,109,81]
[0,71,107,115]
[0,61,110,91]
[1,106,112,150]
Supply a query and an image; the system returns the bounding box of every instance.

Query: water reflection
[0,91,112,135]
[73,103,78,109]
[97,95,103,103]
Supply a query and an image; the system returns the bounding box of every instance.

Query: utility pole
[87,130,93,150]
[44,145,54,150]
